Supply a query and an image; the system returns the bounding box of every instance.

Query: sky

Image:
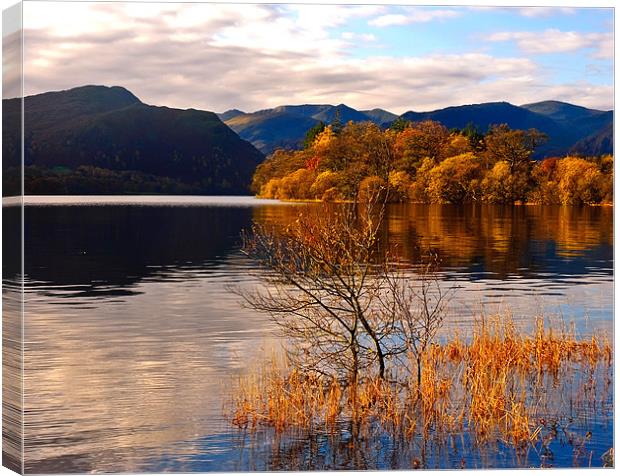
[10,1,616,114]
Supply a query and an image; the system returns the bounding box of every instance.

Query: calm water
[5,196,613,472]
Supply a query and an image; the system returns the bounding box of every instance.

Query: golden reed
[229,316,612,452]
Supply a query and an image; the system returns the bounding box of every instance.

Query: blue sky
[19,2,614,113]
[334,6,613,88]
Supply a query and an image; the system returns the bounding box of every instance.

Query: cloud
[19,3,613,113]
[2,30,22,99]
[467,6,577,18]
[369,8,461,27]
[485,29,613,58]
[517,7,576,18]
[341,32,376,42]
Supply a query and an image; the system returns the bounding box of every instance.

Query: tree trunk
[417,355,422,388]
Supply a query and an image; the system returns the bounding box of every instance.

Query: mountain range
[221,101,613,158]
[1,85,613,196]
[3,85,264,195]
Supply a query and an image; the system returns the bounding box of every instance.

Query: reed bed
[229,316,612,455]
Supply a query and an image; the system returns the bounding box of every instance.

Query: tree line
[252,119,613,205]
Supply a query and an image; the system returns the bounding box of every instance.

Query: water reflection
[18,198,612,472]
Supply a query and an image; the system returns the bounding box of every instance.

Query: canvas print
[1,1,614,473]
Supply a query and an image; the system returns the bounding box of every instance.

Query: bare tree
[383,257,452,387]
[236,193,450,387]
[238,199,397,383]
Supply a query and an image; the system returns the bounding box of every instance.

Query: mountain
[570,122,613,156]
[401,102,557,131]
[521,100,612,156]
[225,100,612,158]
[217,109,245,121]
[2,85,264,195]
[362,108,398,125]
[401,101,613,158]
[224,104,396,154]
[225,109,321,154]
[521,100,606,123]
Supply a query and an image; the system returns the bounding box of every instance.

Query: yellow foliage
[310,171,343,199]
[312,125,336,149]
[556,157,605,205]
[443,134,472,158]
[276,168,317,200]
[388,170,412,201]
[357,175,388,204]
[251,120,612,206]
[427,153,481,204]
[408,157,435,202]
[260,178,282,198]
[481,161,530,203]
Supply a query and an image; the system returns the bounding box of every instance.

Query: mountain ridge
[2,85,613,198]
[224,100,612,157]
[2,85,265,195]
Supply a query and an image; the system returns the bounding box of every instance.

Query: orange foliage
[252,121,612,205]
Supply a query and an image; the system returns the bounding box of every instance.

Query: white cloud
[341,32,376,42]
[369,8,461,27]
[485,29,613,58]
[291,4,384,29]
[518,7,576,18]
[467,6,577,17]
[19,2,613,113]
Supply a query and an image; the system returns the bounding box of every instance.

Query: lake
[3,196,613,472]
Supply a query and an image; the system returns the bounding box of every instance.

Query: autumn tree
[309,170,344,200]
[388,170,413,202]
[442,133,473,158]
[408,158,435,203]
[427,153,482,203]
[252,149,307,195]
[314,122,394,198]
[250,116,610,206]
[393,121,450,174]
[528,158,561,204]
[276,168,316,200]
[556,157,605,205]
[357,175,388,204]
[483,124,547,173]
[481,161,531,203]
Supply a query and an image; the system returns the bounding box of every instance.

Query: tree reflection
[252,203,613,279]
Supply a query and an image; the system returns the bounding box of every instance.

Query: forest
[252,119,613,205]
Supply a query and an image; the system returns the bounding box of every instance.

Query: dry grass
[229,315,612,454]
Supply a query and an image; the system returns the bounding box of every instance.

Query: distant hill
[401,101,613,158]
[2,86,264,195]
[570,122,613,156]
[224,109,321,154]
[225,104,395,154]
[521,100,606,123]
[217,109,246,121]
[226,100,612,158]
[362,108,399,124]
[521,100,612,156]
